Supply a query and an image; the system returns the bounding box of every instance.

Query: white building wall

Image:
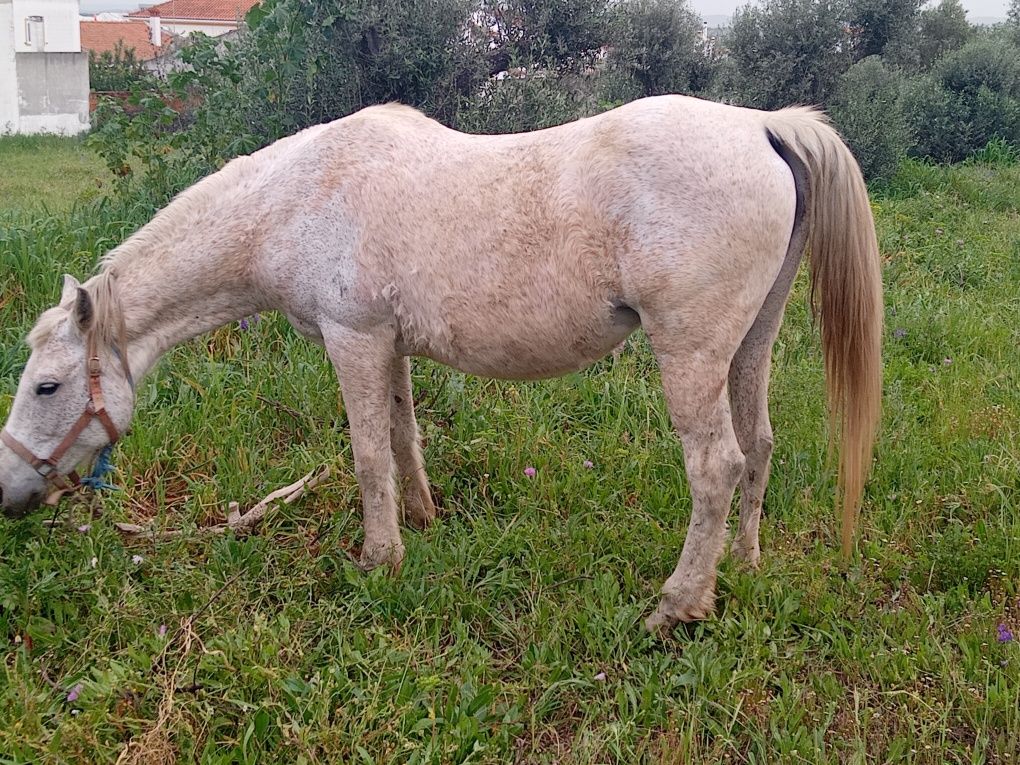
[16,50,89,134]
[0,0,87,133]
[1,0,21,132]
[12,0,80,52]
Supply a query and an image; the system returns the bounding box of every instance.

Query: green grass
[1,156,1019,763]
[0,135,108,216]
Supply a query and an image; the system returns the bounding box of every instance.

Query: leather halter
[1,333,123,492]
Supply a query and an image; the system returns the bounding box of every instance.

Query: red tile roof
[129,0,259,22]
[80,20,163,60]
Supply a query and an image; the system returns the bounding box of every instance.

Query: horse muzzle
[0,482,46,519]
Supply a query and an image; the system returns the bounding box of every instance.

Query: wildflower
[67,683,83,702]
[583,460,594,469]
[90,557,98,568]
[239,314,261,331]
[997,623,1014,643]
[523,466,536,478]
[131,554,144,565]
[593,671,607,681]
[893,328,907,340]
[77,524,91,533]
[71,709,80,716]
[158,624,168,638]
[943,357,952,365]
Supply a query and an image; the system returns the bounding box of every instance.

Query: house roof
[128,0,259,22]
[80,20,163,60]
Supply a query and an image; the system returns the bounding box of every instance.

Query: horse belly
[422,302,641,381]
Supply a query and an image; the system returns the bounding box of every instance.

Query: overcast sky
[80,0,1011,20]
[690,0,1008,16]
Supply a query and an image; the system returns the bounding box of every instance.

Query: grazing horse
[0,95,882,630]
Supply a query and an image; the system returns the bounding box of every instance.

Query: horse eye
[35,382,60,396]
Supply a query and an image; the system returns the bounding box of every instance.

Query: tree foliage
[726,0,849,110]
[605,0,714,100]
[915,0,974,69]
[87,0,1020,206]
[847,0,921,59]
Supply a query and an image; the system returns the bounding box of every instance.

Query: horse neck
[107,226,263,379]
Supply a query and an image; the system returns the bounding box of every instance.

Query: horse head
[1,275,135,517]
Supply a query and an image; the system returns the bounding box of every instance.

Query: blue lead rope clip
[80,444,120,491]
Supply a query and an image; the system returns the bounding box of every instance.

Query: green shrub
[456,74,595,135]
[88,42,158,92]
[903,37,1020,162]
[829,56,909,181]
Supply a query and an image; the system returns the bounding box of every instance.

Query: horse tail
[763,108,883,559]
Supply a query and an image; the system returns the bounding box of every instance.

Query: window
[25,16,45,49]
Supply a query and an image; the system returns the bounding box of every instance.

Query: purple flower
[67,683,83,702]
[523,466,536,478]
[131,554,144,565]
[997,623,1014,643]
[893,328,907,340]
[77,524,91,533]
[158,624,168,638]
[593,671,607,681]
[239,314,261,331]
[583,460,594,469]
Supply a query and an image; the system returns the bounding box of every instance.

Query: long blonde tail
[765,108,883,558]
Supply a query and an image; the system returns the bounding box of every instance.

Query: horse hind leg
[645,349,745,630]
[729,211,806,567]
[389,355,436,529]
[728,328,778,568]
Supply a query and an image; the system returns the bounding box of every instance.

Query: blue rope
[80,444,119,491]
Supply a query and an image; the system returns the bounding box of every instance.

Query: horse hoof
[645,590,716,634]
[404,489,436,530]
[730,539,761,569]
[358,542,405,574]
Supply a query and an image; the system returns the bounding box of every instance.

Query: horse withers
[0,95,882,631]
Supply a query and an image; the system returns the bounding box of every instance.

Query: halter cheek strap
[1,334,123,492]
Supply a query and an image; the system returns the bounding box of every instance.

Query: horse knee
[744,432,773,473]
[685,438,745,512]
[720,445,746,488]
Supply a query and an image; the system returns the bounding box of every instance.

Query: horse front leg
[389,355,436,529]
[323,324,404,572]
[645,352,745,631]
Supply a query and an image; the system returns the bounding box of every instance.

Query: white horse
[0,95,882,630]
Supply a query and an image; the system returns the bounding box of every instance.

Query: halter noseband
[1,333,123,492]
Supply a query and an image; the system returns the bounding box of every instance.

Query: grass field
[0,135,108,216]
[1,136,1018,763]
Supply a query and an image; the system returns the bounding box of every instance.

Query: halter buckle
[36,461,57,478]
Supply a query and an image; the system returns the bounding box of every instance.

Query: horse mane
[27,270,127,355]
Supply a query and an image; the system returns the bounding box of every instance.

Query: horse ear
[60,274,80,305]
[74,287,95,334]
